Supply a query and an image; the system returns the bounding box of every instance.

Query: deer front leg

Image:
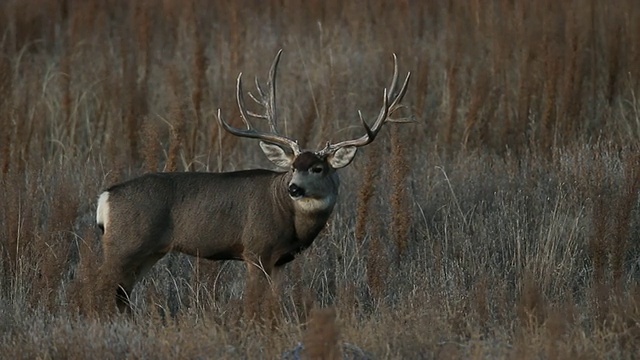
[243,257,284,323]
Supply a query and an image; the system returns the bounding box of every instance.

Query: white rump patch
[96,191,110,231]
[294,195,336,213]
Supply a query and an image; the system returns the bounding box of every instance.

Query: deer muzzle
[288,183,305,198]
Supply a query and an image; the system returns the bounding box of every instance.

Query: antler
[216,50,301,155]
[316,54,411,157]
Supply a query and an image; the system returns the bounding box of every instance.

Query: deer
[95,50,410,313]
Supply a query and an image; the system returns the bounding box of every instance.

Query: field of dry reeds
[1,0,639,358]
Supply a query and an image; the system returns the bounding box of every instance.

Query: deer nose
[288,184,305,198]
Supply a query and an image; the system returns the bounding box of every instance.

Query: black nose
[288,184,305,198]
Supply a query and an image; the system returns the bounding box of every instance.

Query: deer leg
[97,257,134,313]
[114,266,136,313]
[266,265,285,327]
[100,232,166,313]
[268,266,284,302]
[243,261,264,320]
[242,257,276,321]
[114,252,166,312]
[97,256,143,313]
[100,220,170,313]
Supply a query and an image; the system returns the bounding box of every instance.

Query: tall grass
[0,0,639,358]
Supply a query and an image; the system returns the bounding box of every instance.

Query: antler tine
[388,53,400,99]
[254,76,266,100]
[266,49,283,133]
[216,52,300,155]
[244,50,282,133]
[318,55,411,156]
[387,54,411,112]
[247,77,266,118]
[236,73,254,130]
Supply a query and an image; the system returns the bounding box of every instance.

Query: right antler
[316,54,411,157]
[216,50,301,155]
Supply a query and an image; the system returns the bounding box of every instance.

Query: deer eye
[310,166,323,174]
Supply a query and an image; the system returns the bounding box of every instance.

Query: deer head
[217,50,411,208]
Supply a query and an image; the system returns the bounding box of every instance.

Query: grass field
[1,0,639,358]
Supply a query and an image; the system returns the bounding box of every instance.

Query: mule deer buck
[96,50,410,312]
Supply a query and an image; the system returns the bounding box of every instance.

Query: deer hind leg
[113,263,137,313]
[96,255,131,313]
[99,251,165,313]
[99,228,169,313]
[115,250,170,312]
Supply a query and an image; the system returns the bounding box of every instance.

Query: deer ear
[260,141,294,168]
[327,146,357,169]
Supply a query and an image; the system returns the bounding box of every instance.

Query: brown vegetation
[0,0,639,358]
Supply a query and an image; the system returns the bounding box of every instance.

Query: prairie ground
[0,1,639,358]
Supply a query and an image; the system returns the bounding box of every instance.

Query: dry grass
[1,0,639,358]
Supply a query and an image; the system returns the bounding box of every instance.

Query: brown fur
[293,151,325,171]
[98,168,336,312]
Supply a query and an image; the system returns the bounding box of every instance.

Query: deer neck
[273,172,337,244]
[295,173,338,244]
